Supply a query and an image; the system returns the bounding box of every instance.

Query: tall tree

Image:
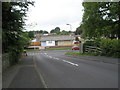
[54,27,60,33]
[28,31,34,39]
[43,30,48,34]
[75,26,83,35]
[81,2,120,39]
[50,27,60,34]
[2,2,34,65]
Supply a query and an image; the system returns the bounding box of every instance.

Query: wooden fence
[84,46,102,54]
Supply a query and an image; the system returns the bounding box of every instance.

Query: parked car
[72,46,80,50]
[74,41,81,44]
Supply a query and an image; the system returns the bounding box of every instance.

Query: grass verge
[65,52,97,56]
[65,52,119,58]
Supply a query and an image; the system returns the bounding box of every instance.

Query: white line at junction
[40,53,79,67]
[62,60,79,67]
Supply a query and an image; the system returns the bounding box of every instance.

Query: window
[60,41,64,43]
[48,41,52,43]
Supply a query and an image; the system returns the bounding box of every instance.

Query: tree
[43,30,48,34]
[59,30,68,35]
[75,26,83,35]
[81,2,120,39]
[2,2,34,65]
[50,29,55,33]
[50,27,60,34]
[28,31,34,39]
[37,30,43,33]
[75,37,80,41]
[54,27,60,33]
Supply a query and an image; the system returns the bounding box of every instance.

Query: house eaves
[37,35,75,41]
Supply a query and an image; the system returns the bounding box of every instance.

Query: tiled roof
[36,35,75,41]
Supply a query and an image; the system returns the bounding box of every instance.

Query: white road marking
[53,57,59,60]
[62,60,79,67]
[49,56,52,58]
[44,53,47,55]
[38,53,79,67]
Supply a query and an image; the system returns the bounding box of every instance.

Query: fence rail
[85,46,102,54]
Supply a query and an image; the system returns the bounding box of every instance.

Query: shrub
[94,38,101,47]
[100,39,120,58]
[83,39,120,58]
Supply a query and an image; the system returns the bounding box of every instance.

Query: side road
[3,56,44,88]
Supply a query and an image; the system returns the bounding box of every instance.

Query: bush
[94,38,101,47]
[83,39,120,58]
[8,47,22,66]
[100,39,120,58]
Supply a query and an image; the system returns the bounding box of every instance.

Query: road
[27,50,118,88]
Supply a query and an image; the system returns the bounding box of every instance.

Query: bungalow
[36,35,75,47]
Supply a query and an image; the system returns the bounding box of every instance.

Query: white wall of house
[46,41,55,46]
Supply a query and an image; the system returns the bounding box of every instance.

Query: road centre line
[44,53,47,55]
[49,56,52,58]
[53,57,59,60]
[62,60,79,67]
[40,53,79,66]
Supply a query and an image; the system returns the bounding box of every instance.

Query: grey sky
[25,0,84,32]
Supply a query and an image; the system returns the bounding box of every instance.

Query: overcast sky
[25,0,84,32]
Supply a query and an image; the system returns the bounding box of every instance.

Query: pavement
[2,56,44,88]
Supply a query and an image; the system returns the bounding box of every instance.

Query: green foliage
[83,39,120,58]
[84,41,94,46]
[2,2,34,65]
[50,27,60,34]
[81,2,120,39]
[93,38,102,47]
[59,30,71,35]
[75,37,79,41]
[83,41,94,52]
[65,52,96,56]
[43,31,48,34]
[100,39,120,57]
[50,27,73,35]
[28,31,34,39]
[27,30,49,39]
[75,26,83,35]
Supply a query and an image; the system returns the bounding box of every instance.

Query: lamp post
[66,24,72,31]
[66,24,73,47]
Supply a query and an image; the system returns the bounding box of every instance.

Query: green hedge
[100,39,120,58]
[83,39,120,58]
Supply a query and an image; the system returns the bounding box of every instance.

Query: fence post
[79,42,84,53]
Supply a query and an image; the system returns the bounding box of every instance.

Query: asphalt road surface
[27,50,118,88]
